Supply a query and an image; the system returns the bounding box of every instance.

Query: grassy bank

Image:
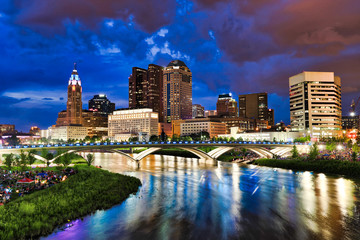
[254,159,360,178]
[0,165,141,239]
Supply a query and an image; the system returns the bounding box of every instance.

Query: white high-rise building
[289,72,342,138]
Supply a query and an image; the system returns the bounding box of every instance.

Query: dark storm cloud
[11,0,176,33]
[194,0,360,63]
[0,96,30,107]
[0,0,359,130]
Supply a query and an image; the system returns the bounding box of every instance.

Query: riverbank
[0,165,141,239]
[254,159,360,178]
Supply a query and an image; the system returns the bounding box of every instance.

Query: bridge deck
[0,141,307,152]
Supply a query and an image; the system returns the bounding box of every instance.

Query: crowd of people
[0,168,77,205]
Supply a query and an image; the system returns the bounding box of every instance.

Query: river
[43,153,360,240]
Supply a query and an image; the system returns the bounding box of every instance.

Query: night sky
[1,0,360,132]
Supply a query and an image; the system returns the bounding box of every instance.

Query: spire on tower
[74,62,77,70]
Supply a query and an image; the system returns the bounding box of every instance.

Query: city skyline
[1,1,360,131]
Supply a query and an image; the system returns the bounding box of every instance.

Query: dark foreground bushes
[255,159,360,178]
[0,166,141,239]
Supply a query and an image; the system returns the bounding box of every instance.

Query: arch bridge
[0,141,310,167]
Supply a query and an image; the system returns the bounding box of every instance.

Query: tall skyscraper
[216,93,238,117]
[289,71,342,137]
[89,94,115,115]
[163,60,192,123]
[57,64,82,126]
[67,63,82,125]
[128,64,164,121]
[147,64,164,121]
[129,67,148,108]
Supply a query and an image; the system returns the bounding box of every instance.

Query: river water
[43,153,360,240]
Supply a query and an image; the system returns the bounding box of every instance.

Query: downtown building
[342,116,360,130]
[238,92,274,126]
[108,108,158,141]
[216,93,238,118]
[289,71,342,138]
[129,64,164,121]
[163,60,192,123]
[192,104,205,118]
[172,118,226,139]
[89,94,115,115]
[209,117,268,134]
[55,64,108,140]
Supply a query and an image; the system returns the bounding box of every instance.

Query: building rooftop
[167,60,187,68]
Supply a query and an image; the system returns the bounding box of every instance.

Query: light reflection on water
[43,153,360,240]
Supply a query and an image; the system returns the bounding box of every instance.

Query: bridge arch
[48,149,136,163]
[207,146,274,159]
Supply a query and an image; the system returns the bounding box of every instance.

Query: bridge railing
[0,140,308,150]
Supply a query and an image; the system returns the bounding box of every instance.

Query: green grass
[217,154,235,162]
[254,159,360,178]
[0,165,141,239]
[197,146,217,153]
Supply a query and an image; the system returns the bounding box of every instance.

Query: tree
[4,154,15,169]
[184,135,192,141]
[129,136,139,142]
[6,134,20,146]
[241,148,248,160]
[19,150,28,168]
[55,153,72,167]
[326,142,336,152]
[352,144,359,161]
[352,151,358,161]
[27,150,37,166]
[41,148,54,167]
[291,145,299,159]
[171,134,180,141]
[352,143,359,154]
[308,143,319,160]
[150,135,159,142]
[86,154,95,166]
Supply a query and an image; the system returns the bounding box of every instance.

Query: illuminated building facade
[163,60,192,123]
[342,116,360,130]
[108,108,158,140]
[29,126,40,136]
[88,94,115,115]
[192,104,205,118]
[50,125,88,141]
[129,64,163,121]
[0,124,15,135]
[210,117,268,134]
[289,71,342,137]
[216,93,238,117]
[129,67,148,108]
[205,110,217,117]
[147,64,164,121]
[238,93,273,125]
[172,118,226,138]
[57,64,83,126]
[67,63,82,125]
